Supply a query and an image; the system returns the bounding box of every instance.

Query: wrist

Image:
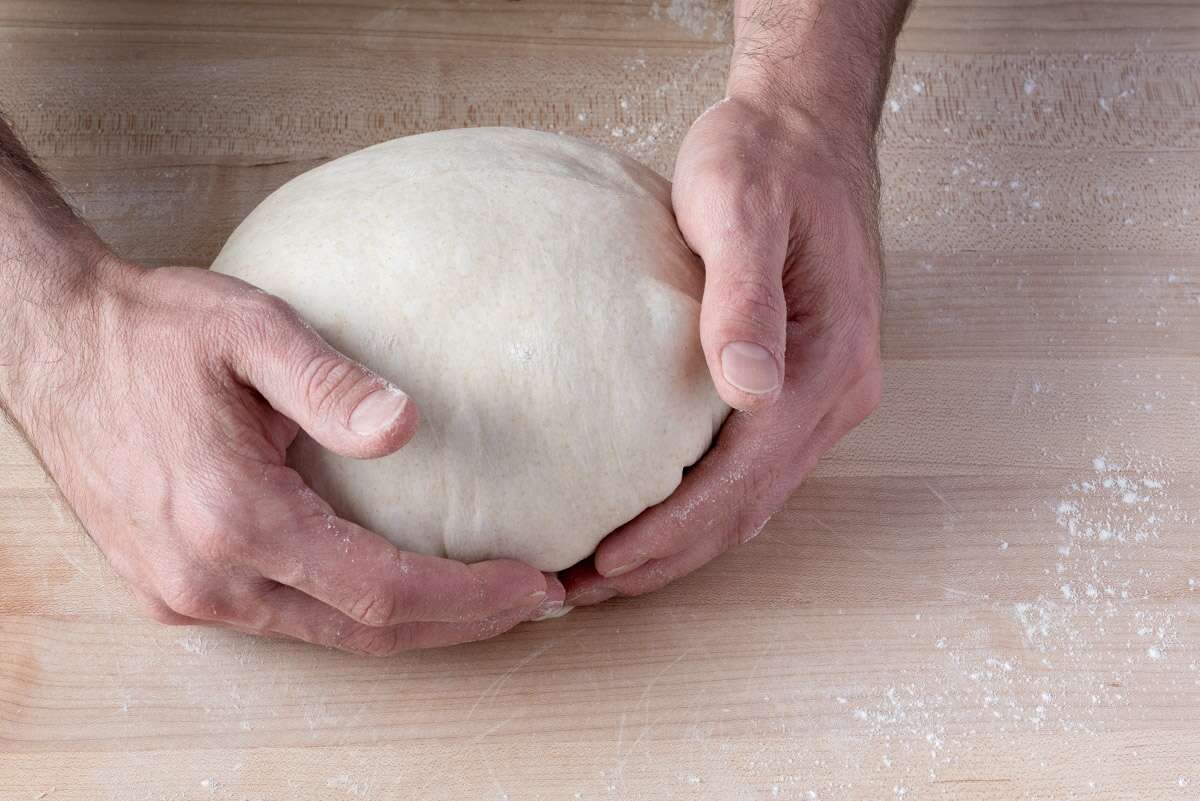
[726,0,909,152]
[0,114,140,452]
[0,231,129,432]
[724,77,878,160]
[709,93,880,207]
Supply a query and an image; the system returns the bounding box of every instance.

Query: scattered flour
[177,632,212,657]
[507,342,535,365]
[837,452,1194,792]
[649,0,731,40]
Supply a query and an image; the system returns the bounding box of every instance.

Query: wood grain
[2,1,1199,799]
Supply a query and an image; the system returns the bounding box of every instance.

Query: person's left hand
[562,95,884,607]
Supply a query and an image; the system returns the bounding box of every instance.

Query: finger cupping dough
[212,127,730,572]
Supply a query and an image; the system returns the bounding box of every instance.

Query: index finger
[590,406,809,579]
[592,326,860,577]
[242,585,547,655]
[240,468,551,626]
[577,400,851,602]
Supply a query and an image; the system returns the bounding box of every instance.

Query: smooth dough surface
[212,127,729,571]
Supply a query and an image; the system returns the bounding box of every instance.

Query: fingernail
[530,599,572,621]
[565,586,618,607]
[603,557,647,578]
[720,341,780,395]
[349,385,408,435]
[740,516,772,544]
[516,588,546,608]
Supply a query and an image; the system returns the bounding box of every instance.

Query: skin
[562,0,910,606]
[0,0,909,650]
[0,132,564,655]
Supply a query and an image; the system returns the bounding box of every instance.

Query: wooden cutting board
[2,2,1198,798]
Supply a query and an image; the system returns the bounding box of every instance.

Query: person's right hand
[10,254,562,654]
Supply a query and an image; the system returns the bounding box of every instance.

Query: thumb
[694,234,788,411]
[230,298,420,459]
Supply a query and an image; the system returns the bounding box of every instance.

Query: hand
[9,255,562,653]
[563,96,884,606]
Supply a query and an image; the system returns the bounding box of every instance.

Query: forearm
[0,114,109,423]
[728,0,912,147]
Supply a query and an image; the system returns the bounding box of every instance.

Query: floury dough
[211,127,730,571]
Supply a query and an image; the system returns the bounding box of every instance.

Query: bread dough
[211,127,729,571]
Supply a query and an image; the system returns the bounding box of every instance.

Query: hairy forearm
[728,0,912,145]
[0,114,109,421]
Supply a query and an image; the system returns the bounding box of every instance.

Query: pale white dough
[212,127,729,571]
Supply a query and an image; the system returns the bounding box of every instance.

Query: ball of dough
[211,127,729,572]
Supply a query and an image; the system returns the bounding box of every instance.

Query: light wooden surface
[2,2,1199,799]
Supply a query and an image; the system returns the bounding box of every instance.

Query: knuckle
[724,193,782,242]
[820,327,882,429]
[239,289,297,328]
[267,555,309,590]
[220,289,297,342]
[853,364,884,421]
[236,605,280,637]
[223,584,283,635]
[142,599,190,626]
[346,586,398,627]
[220,526,257,561]
[159,575,223,620]
[207,288,301,364]
[687,159,785,231]
[711,274,786,337]
[722,271,785,313]
[187,520,248,565]
[834,320,882,380]
[851,339,880,379]
[706,159,753,199]
[338,625,406,657]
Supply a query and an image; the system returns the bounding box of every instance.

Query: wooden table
[2,2,1199,798]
